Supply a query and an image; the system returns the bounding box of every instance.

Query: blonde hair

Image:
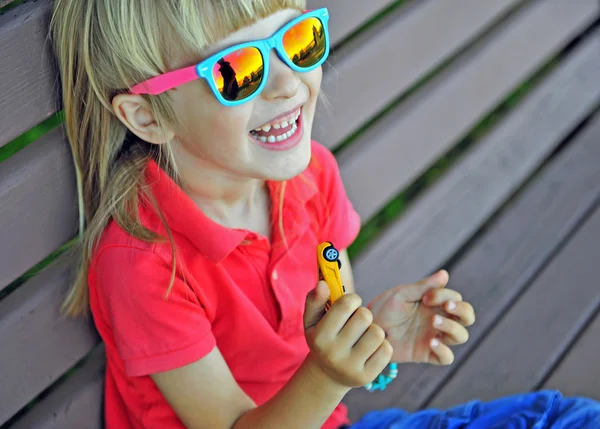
[50,0,306,317]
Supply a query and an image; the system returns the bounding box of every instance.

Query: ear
[112,93,175,144]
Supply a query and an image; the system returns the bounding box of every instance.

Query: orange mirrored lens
[212,47,264,101]
[283,17,326,68]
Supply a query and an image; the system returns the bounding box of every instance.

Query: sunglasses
[130,8,330,106]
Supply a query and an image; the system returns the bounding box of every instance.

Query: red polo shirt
[88,140,362,429]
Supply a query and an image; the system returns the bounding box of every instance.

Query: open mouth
[249,107,302,143]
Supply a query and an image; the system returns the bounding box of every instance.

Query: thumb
[304,281,330,330]
[398,269,450,302]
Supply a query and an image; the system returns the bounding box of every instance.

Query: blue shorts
[346,391,600,428]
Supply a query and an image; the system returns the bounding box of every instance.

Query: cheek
[213,109,251,138]
[301,68,323,121]
[172,83,251,144]
[299,68,323,128]
[170,84,213,133]
[306,67,323,100]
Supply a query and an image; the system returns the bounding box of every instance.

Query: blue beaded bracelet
[364,363,398,392]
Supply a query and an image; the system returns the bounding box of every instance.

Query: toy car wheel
[337,259,342,269]
[323,245,339,262]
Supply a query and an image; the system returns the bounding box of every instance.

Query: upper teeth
[254,121,298,143]
[254,109,301,133]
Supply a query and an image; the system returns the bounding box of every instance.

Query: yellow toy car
[317,241,346,308]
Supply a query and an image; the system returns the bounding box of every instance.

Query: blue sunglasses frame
[130,8,330,107]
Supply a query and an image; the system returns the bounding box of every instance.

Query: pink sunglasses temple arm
[130,65,199,95]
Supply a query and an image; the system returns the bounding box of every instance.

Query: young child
[50,1,600,428]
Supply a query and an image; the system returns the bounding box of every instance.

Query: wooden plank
[542,311,600,400]
[352,28,600,303]
[10,347,105,429]
[307,0,398,47]
[0,0,57,148]
[336,0,599,221]
[344,103,600,417]
[428,203,600,408]
[0,0,18,8]
[0,127,78,291]
[0,253,100,425]
[314,0,526,149]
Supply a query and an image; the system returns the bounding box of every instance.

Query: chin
[261,136,313,181]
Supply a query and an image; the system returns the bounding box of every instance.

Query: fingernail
[447,301,456,311]
[431,338,439,348]
[434,315,443,326]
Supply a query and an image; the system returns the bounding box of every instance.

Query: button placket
[270,265,291,336]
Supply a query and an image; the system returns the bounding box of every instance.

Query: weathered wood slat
[0,0,18,9]
[428,202,600,408]
[315,0,527,150]
[0,0,56,148]
[10,347,105,429]
[337,0,598,221]
[0,127,78,291]
[352,27,600,302]
[306,0,398,47]
[344,80,600,419]
[0,253,100,425]
[542,311,600,400]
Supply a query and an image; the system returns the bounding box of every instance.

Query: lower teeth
[252,120,298,143]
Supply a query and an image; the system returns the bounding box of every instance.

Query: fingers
[445,300,476,327]
[423,288,463,307]
[339,306,374,346]
[432,315,469,345]
[417,269,449,287]
[319,293,363,337]
[429,337,454,365]
[304,281,331,330]
[364,339,393,376]
[397,269,450,302]
[352,322,386,357]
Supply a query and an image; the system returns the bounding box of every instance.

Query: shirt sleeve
[92,245,216,376]
[311,141,361,250]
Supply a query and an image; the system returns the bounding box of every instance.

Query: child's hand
[304,281,393,389]
[367,270,475,365]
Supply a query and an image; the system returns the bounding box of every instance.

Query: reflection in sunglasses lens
[212,46,264,101]
[283,17,326,68]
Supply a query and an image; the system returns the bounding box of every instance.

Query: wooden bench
[1,0,599,426]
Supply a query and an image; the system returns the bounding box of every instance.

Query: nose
[260,50,299,101]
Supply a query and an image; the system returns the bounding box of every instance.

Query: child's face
[167,9,322,182]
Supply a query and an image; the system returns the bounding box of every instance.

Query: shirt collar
[144,159,247,262]
[143,159,318,262]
